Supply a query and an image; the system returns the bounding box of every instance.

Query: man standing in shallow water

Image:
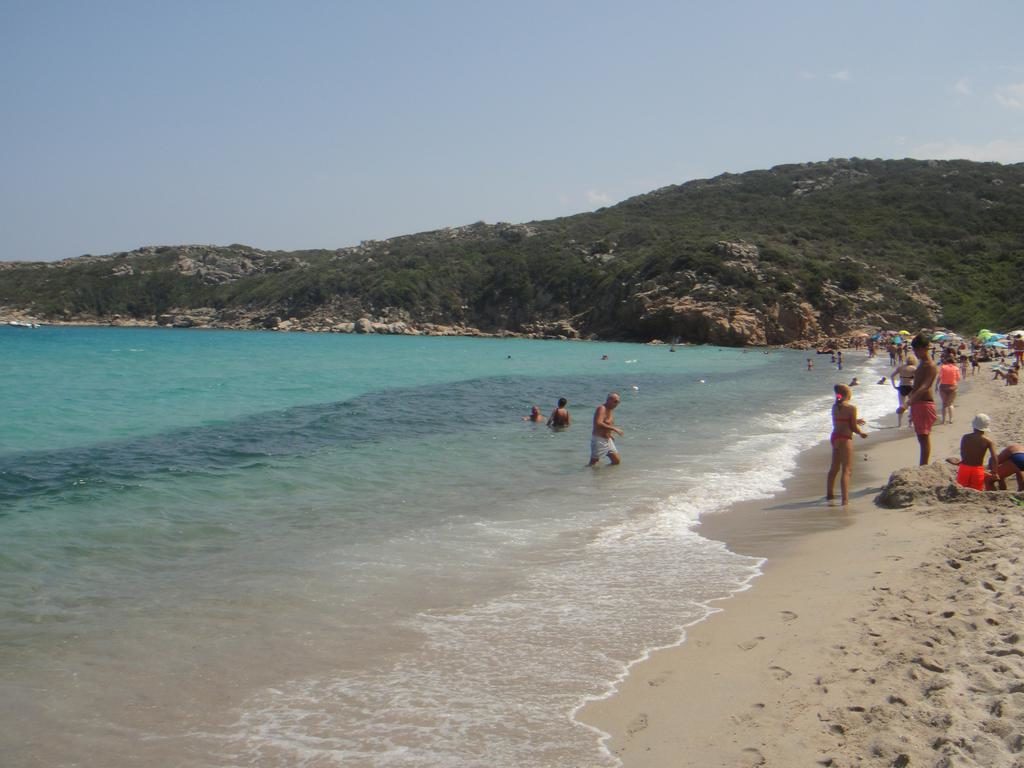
[588,392,624,466]
[907,334,938,465]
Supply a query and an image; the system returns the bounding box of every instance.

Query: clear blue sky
[2,0,1022,261]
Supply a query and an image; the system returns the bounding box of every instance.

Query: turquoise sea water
[0,327,893,767]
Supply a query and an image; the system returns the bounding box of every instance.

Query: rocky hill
[2,158,1022,345]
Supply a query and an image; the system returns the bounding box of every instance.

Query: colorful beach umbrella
[898,330,911,335]
[932,332,948,342]
[985,339,1008,348]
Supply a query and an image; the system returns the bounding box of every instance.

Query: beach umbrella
[1010,330,1024,338]
[978,329,993,338]
[985,339,1008,348]
[932,332,948,342]
[898,329,911,335]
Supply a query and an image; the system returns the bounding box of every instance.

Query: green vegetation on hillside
[2,158,1022,341]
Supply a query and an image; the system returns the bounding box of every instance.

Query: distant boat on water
[8,320,41,328]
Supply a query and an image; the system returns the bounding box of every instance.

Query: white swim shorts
[590,435,618,461]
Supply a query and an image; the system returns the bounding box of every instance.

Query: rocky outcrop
[766,300,821,343]
[170,246,303,285]
[519,319,580,340]
[630,296,765,345]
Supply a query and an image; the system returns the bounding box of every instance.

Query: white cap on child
[972,413,990,432]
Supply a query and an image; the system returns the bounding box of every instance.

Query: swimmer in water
[523,405,545,423]
[547,398,571,428]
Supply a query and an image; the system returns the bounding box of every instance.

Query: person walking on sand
[937,353,961,425]
[826,384,868,506]
[953,414,998,490]
[892,357,917,427]
[547,397,571,429]
[907,334,938,465]
[588,392,623,466]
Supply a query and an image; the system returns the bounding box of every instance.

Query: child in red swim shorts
[955,414,997,491]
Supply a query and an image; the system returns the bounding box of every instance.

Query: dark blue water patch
[0,371,727,511]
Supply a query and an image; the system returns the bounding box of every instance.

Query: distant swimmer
[588,392,623,467]
[807,358,813,371]
[523,405,545,423]
[547,398,571,428]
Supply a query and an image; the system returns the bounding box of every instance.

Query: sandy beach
[581,364,1024,767]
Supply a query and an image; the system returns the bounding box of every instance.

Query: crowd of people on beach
[522,326,1023,494]
[826,328,1024,505]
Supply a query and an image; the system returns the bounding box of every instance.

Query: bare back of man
[995,443,1024,490]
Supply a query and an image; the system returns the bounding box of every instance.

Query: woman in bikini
[892,358,917,427]
[826,383,868,506]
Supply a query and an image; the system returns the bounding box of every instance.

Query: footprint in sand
[770,665,792,681]
[780,610,798,623]
[740,747,766,767]
[738,636,766,651]
[647,673,669,687]
[626,713,648,735]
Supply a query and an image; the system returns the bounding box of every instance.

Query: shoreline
[581,367,1024,766]
[0,311,867,349]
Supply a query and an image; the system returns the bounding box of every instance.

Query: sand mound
[876,463,957,508]
[877,463,1023,510]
